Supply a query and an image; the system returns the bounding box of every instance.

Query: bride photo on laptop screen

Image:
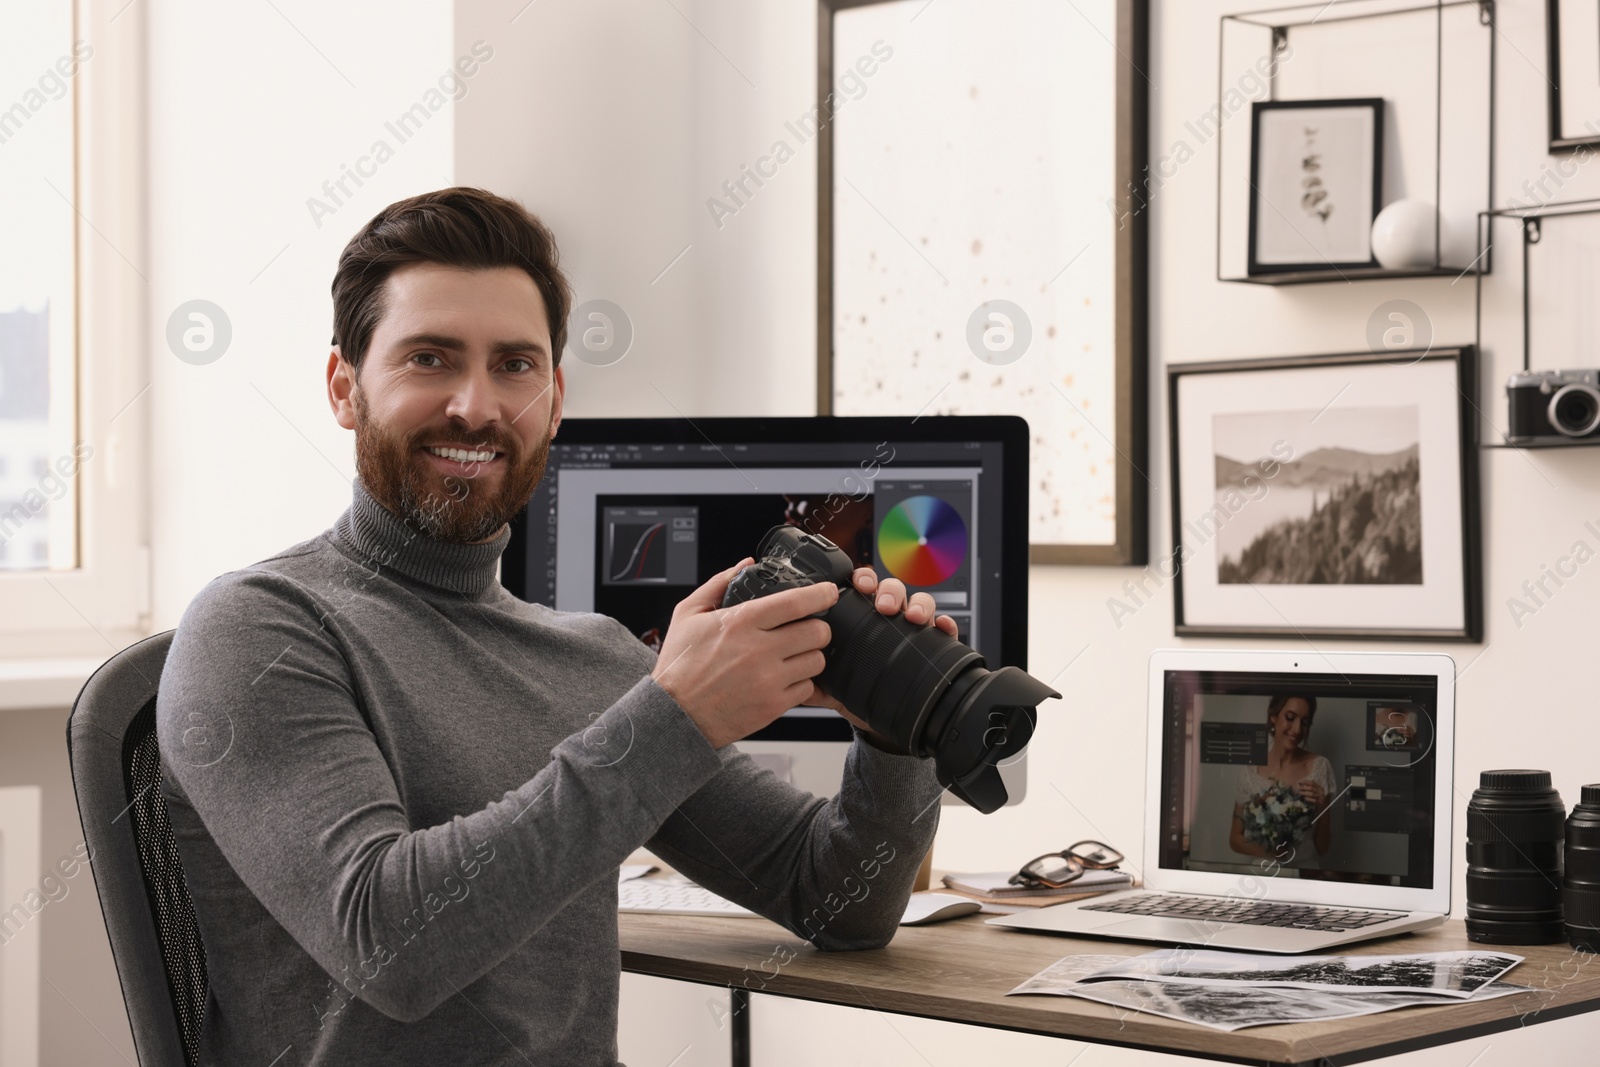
[987,651,1453,949]
[1161,670,1438,889]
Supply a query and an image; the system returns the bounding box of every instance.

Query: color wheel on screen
[877,495,968,586]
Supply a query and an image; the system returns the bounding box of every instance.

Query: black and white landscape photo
[1056,977,1529,1031]
[1212,406,1423,585]
[1099,948,1518,997]
[1171,350,1476,639]
[1008,949,1530,1031]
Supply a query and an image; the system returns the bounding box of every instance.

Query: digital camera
[722,524,1058,813]
[1507,369,1600,444]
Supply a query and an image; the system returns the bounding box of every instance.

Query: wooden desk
[619,913,1600,1066]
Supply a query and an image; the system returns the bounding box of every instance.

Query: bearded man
[156,187,950,1066]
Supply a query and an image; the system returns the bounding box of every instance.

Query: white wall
[451,0,819,422]
[146,0,459,625]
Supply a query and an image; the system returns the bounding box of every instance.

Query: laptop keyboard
[1080,893,1405,932]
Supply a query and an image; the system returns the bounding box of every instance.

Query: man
[156,187,953,1065]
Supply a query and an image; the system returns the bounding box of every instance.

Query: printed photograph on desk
[1016,976,1531,1032]
[1167,349,1480,640]
[1078,948,1522,997]
[1008,950,1533,1031]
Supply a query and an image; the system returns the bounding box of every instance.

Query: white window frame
[1,0,149,660]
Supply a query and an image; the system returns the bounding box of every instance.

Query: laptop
[989,649,1455,953]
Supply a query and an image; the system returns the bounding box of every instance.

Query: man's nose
[445,366,499,429]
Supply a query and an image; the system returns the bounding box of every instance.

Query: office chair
[67,629,208,1067]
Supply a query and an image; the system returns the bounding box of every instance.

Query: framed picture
[1168,347,1481,641]
[1248,98,1384,275]
[817,0,1150,565]
[1548,0,1600,151]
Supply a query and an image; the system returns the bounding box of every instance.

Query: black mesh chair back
[67,630,209,1067]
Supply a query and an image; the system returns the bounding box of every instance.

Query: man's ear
[547,364,566,438]
[328,347,357,430]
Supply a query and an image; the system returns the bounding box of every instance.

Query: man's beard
[351,386,551,544]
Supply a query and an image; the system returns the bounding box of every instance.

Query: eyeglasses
[1008,840,1124,889]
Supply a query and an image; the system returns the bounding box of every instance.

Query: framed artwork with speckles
[818,0,1149,564]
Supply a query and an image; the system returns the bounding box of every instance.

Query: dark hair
[1266,694,1316,724]
[330,187,572,373]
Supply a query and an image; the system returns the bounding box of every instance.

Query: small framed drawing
[1168,347,1481,641]
[1248,98,1384,275]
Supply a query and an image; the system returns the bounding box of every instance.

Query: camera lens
[723,525,1058,813]
[1465,769,1566,945]
[814,588,1056,812]
[1548,384,1600,437]
[1566,785,1600,952]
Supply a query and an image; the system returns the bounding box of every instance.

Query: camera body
[1507,369,1600,444]
[722,524,1058,814]
[723,534,857,606]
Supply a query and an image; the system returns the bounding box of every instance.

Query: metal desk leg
[730,988,750,1067]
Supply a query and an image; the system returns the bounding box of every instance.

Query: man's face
[327,262,565,544]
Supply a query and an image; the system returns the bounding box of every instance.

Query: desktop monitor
[502,415,1033,805]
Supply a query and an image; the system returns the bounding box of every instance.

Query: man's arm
[640,564,951,951]
[157,569,724,1023]
[644,730,943,951]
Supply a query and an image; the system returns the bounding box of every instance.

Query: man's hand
[802,567,959,741]
[651,558,841,749]
[650,559,958,750]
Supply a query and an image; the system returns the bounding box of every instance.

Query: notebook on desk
[989,649,1455,954]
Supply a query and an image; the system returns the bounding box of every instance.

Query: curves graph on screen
[608,521,668,582]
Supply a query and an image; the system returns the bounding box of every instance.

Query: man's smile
[421,444,505,477]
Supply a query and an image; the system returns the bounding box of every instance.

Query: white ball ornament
[1370,199,1441,270]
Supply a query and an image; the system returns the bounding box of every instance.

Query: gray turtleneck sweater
[155,478,943,1067]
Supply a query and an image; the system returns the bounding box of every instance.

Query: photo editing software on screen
[1157,670,1439,889]
[510,434,1012,725]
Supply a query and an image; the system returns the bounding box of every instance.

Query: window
[0,3,79,573]
[2,0,148,657]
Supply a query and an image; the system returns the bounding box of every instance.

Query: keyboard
[1080,893,1405,932]
[618,876,760,918]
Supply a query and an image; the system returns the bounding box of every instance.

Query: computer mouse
[899,892,983,925]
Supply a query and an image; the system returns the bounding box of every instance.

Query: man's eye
[505,357,535,373]
[413,352,443,367]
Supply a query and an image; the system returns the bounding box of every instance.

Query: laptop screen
[1157,669,1439,890]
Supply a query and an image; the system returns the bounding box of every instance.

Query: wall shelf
[1475,198,1600,448]
[1217,0,1496,285]
[1241,264,1469,286]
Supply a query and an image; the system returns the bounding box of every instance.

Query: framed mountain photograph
[1168,348,1481,641]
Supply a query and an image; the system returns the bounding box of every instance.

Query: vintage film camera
[1507,369,1600,444]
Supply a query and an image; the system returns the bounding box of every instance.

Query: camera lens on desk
[1566,785,1600,953]
[1465,769,1566,945]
